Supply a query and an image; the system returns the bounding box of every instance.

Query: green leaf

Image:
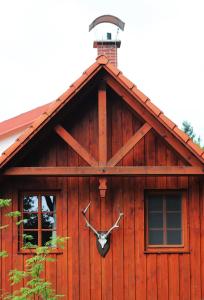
[16,219,27,226]
[0,250,8,258]
[22,234,34,241]
[6,211,21,218]
[0,199,11,208]
[9,269,27,285]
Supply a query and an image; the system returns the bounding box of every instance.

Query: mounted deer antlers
[82,202,124,257]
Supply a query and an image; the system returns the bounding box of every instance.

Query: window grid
[20,193,56,248]
[146,191,183,247]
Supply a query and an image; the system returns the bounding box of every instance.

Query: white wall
[0,128,27,154]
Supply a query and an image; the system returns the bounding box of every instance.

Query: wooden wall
[1,87,204,299]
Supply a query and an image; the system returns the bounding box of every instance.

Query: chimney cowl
[89,15,125,67]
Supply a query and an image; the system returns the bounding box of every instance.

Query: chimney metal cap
[89,15,125,32]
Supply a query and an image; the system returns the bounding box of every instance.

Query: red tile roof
[0,103,51,138]
[0,55,203,168]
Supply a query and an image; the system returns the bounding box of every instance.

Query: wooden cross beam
[3,166,204,176]
[107,123,151,166]
[54,125,98,166]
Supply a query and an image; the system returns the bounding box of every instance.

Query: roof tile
[159,114,176,130]
[173,126,190,143]
[2,141,20,157]
[31,112,49,130]
[83,62,100,76]
[96,55,109,65]
[0,103,50,138]
[187,139,204,156]
[59,86,76,103]
[70,73,88,89]
[146,100,162,116]
[15,126,35,142]
[131,86,149,103]
[105,63,121,76]
[118,73,135,89]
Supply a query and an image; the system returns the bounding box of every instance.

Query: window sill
[18,248,63,255]
[144,247,190,254]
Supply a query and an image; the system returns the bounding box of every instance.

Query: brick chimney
[93,33,121,67]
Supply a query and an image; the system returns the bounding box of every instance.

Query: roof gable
[0,55,203,170]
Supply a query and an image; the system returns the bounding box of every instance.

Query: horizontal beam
[3,166,204,176]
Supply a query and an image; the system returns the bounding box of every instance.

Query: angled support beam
[3,166,204,176]
[98,81,107,165]
[107,123,151,166]
[106,77,203,167]
[54,124,98,166]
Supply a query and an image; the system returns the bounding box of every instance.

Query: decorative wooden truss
[3,80,204,199]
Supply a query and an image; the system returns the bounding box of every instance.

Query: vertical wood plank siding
[0,91,203,299]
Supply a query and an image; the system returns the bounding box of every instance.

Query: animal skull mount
[82,202,124,257]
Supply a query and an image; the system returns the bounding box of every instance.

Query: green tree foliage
[0,199,68,299]
[182,120,203,148]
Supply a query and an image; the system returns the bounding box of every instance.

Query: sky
[0,0,203,143]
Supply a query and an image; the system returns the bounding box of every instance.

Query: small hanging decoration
[82,202,124,257]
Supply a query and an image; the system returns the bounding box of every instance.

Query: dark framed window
[19,192,57,249]
[145,190,188,252]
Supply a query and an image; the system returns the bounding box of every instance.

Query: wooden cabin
[0,53,204,300]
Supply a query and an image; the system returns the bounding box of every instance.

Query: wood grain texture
[1,82,204,300]
[98,81,107,165]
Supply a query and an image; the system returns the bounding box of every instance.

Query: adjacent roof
[0,102,50,138]
[0,55,204,169]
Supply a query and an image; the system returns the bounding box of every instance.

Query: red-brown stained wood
[0,200,2,297]
[67,124,80,299]
[1,190,13,297]
[133,115,146,300]
[166,147,178,188]
[56,137,68,298]
[1,80,204,300]
[12,188,24,295]
[168,255,180,300]
[55,124,98,167]
[146,254,157,300]
[89,178,102,299]
[98,81,107,165]
[89,101,102,300]
[157,254,168,299]
[107,123,151,167]
[5,165,204,176]
[101,189,113,300]
[155,135,167,188]
[106,77,203,167]
[78,112,91,300]
[112,95,123,300]
[200,177,204,300]
[179,254,191,300]
[189,176,201,300]
[122,103,135,300]
[145,129,157,300]
[134,178,146,300]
